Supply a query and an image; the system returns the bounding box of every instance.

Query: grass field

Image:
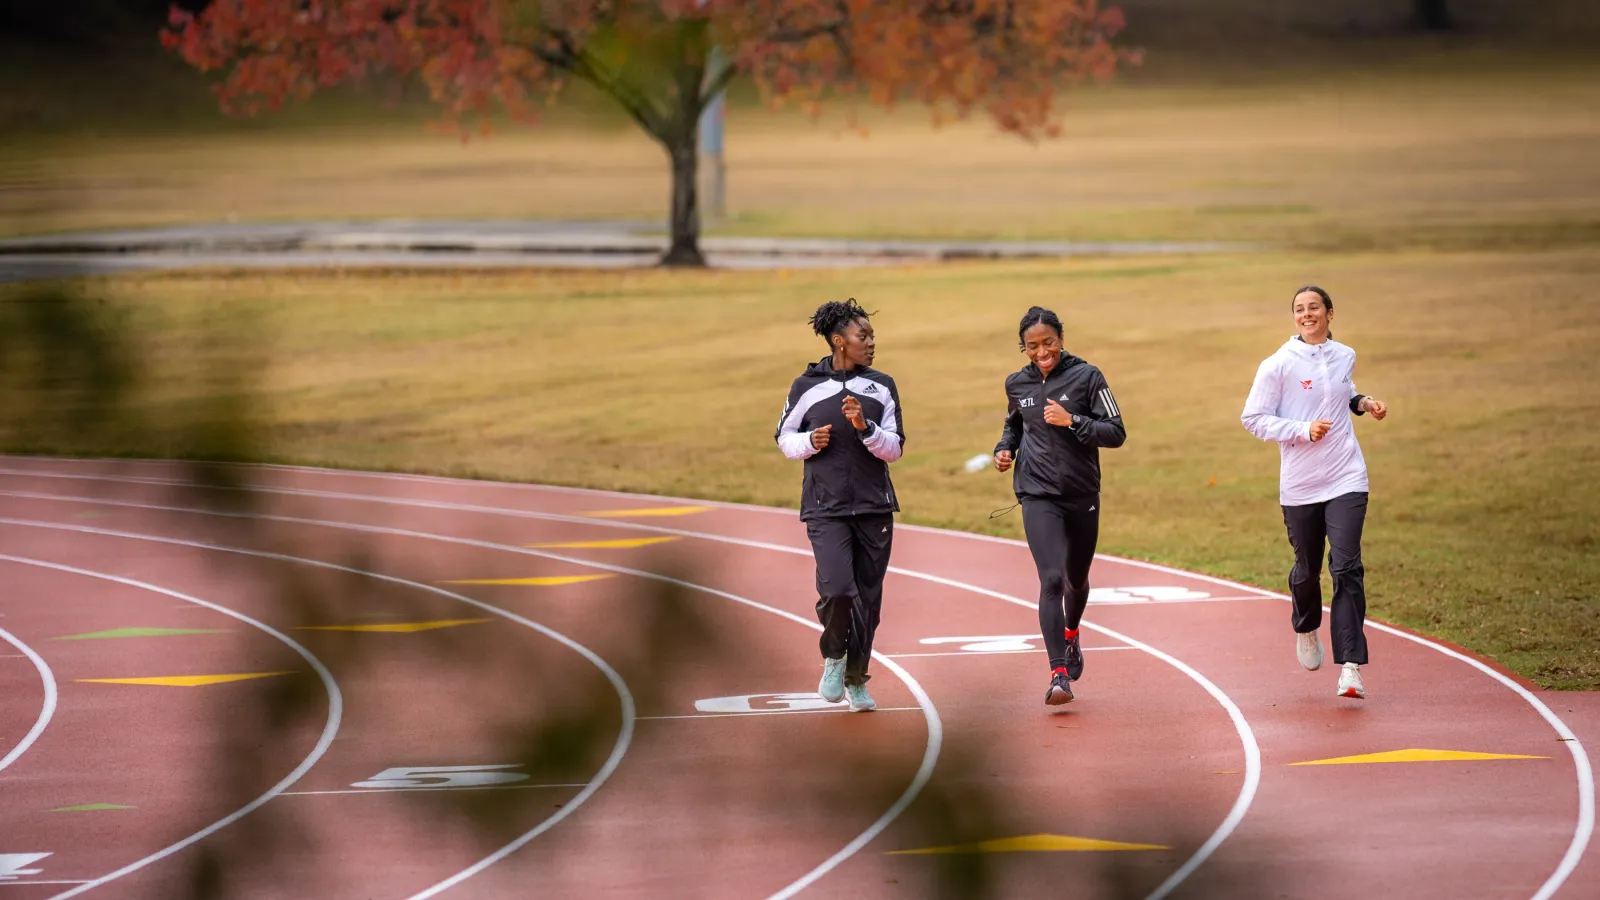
[4,62,1598,252]
[4,8,1596,689]
[4,249,1596,688]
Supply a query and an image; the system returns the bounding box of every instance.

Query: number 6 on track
[351,765,529,789]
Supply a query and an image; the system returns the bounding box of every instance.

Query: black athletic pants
[806,513,894,686]
[1020,496,1100,671]
[1282,491,1369,665]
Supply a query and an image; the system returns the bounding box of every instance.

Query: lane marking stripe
[0,493,940,896]
[80,462,1584,900]
[297,619,492,633]
[14,460,1588,898]
[439,576,611,586]
[639,707,922,720]
[0,520,633,900]
[0,551,342,900]
[1291,748,1551,766]
[0,620,55,777]
[0,478,1248,900]
[282,783,588,796]
[887,647,1137,659]
[77,672,295,687]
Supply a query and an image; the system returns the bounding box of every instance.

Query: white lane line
[282,784,588,796]
[0,549,342,900]
[0,620,54,778]
[0,518,635,900]
[639,708,922,720]
[886,647,1139,659]
[0,497,943,900]
[5,464,1592,899]
[1080,556,1593,900]
[1,481,1257,899]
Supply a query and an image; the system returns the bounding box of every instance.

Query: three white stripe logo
[1098,388,1120,418]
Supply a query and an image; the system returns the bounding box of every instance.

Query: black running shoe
[1045,670,1074,706]
[1065,633,1084,681]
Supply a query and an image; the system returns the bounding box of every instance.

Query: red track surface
[0,457,1593,899]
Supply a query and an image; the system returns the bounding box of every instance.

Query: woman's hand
[1363,397,1388,420]
[810,424,833,449]
[994,450,1014,473]
[1043,399,1073,427]
[1309,419,1334,442]
[842,396,869,432]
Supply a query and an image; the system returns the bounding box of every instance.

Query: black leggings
[1021,496,1100,670]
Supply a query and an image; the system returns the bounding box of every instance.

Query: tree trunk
[660,139,706,267]
[1414,0,1454,31]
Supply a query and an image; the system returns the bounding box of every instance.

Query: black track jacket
[994,354,1126,501]
[774,357,905,521]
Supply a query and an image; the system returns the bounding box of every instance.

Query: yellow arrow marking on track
[439,575,613,586]
[1290,748,1549,766]
[298,618,492,633]
[78,672,295,687]
[579,506,711,518]
[888,834,1169,855]
[527,537,681,549]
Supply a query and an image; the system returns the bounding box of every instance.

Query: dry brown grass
[5,67,1598,251]
[5,249,1596,686]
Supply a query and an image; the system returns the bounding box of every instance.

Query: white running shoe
[1296,631,1324,671]
[1337,662,1365,699]
[818,656,846,703]
[846,682,877,712]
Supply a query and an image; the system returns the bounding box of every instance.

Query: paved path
[0,221,1251,282]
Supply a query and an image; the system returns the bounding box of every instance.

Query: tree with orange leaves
[164,1,1135,266]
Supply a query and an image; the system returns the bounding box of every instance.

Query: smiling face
[1293,290,1333,344]
[1022,322,1063,376]
[832,317,875,368]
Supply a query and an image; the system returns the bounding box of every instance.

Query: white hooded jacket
[1241,336,1370,507]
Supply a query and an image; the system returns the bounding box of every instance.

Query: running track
[0,457,1594,898]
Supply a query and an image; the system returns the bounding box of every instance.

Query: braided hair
[810,298,874,349]
[1017,305,1063,348]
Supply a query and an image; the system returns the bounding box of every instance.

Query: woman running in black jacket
[774,299,905,712]
[994,306,1126,706]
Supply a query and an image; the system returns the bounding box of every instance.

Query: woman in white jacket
[1241,286,1388,699]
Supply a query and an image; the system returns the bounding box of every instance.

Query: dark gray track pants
[1282,491,1369,665]
[806,513,894,685]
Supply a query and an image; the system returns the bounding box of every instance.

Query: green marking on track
[51,627,229,641]
[50,803,135,812]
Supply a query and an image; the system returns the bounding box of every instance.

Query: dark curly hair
[810,298,874,347]
[1017,305,1063,348]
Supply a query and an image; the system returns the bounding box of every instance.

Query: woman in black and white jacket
[774,298,905,713]
[1242,285,1389,700]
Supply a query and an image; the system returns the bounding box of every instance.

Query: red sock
[1052,666,1068,676]
[1064,627,1080,639]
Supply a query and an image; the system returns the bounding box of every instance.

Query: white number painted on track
[1089,586,1210,604]
[694,692,840,713]
[918,635,1041,653]
[350,765,530,790]
[0,854,50,881]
